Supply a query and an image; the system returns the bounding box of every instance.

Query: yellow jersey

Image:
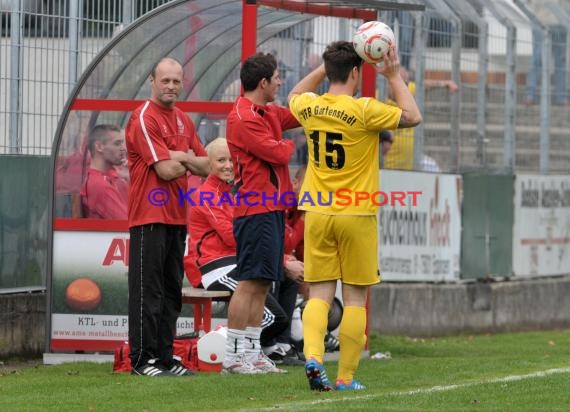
[383,82,416,170]
[289,92,401,215]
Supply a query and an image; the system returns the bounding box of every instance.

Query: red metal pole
[258,0,376,20]
[242,0,258,63]
[361,64,376,98]
[361,12,379,351]
[360,11,378,98]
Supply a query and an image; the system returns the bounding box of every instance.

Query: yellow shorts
[304,212,380,286]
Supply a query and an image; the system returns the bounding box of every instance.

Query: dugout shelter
[47,0,425,355]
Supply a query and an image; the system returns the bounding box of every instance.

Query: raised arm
[376,49,422,128]
[288,63,327,101]
[425,79,459,93]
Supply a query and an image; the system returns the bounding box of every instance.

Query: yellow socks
[302,298,330,364]
[336,306,367,383]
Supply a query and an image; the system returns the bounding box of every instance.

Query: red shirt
[125,100,206,227]
[184,174,236,287]
[285,205,304,261]
[80,168,128,219]
[56,149,86,194]
[226,97,299,217]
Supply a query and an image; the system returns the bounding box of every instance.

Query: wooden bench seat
[181,287,231,333]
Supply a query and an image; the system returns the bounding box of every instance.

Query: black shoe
[267,346,287,364]
[165,356,196,376]
[282,347,305,366]
[131,359,176,377]
[324,332,340,352]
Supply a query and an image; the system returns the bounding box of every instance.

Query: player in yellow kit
[288,41,421,391]
[383,81,416,170]
[383,67,457,170]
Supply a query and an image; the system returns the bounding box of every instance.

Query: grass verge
[2,331,570,411]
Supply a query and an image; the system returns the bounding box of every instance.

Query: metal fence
[0,0,170,155]
[216,0,570,174]
[0,0,569,292]
[1,0,568,172]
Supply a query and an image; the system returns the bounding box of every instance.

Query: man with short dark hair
[224,52,300,374]
[81,124,128,219]
[289,40,421,391]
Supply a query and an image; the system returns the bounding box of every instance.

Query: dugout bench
[181,287,231,333]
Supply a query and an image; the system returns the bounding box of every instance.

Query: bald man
[125,57,209,377]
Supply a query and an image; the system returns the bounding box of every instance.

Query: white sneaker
[222,353,262,374]
[262,344,279,356]
[247,350,287,373]
[276,342,292,352]
[266,345,288,364]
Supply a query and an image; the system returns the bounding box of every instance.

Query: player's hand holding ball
[353,21,400,79]
[353,21,396,64]
[374,44,401,79]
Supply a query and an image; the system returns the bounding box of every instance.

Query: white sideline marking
[250,367,570,411]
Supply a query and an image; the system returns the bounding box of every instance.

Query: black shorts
[234,211,285,282]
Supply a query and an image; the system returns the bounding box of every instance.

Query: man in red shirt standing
[184,138,303,358]
[126,57,209,377]
[223,52,300,374]
[81,124,128,219]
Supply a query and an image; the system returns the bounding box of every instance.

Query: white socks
[245,326,262,358]
[224,328,246,364]
[224,327,263,364]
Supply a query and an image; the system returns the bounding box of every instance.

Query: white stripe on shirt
[139,101,159,163]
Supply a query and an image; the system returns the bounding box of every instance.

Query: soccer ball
[353,21,395,64]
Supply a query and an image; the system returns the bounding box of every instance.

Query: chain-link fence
[0,0,170,155]
[0,0,569,291]
[1,0,568,171]
[266,0,569,174]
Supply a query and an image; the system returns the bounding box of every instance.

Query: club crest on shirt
[176,117,185,134]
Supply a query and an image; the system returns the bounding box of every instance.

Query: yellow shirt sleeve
[289,93,318,123]
[383,82,416,170]
[361,98,402,131]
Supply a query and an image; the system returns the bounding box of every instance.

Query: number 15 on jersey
[309,131,346,170]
